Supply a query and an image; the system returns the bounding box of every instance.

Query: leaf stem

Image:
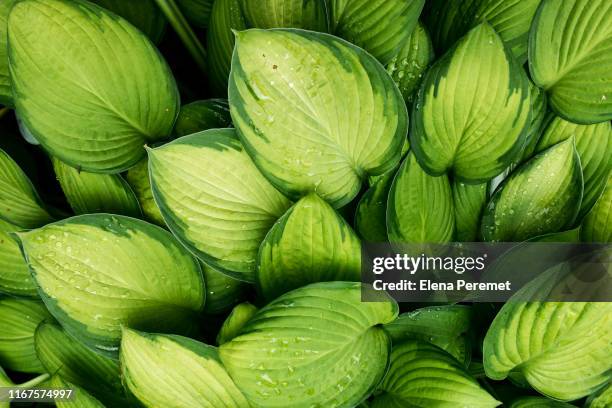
[16,373,51,389]
[154,0,207,73]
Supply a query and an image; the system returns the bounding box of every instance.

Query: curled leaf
[126,158,165,226]
[355,171,394,242]
[202,263,250,315]
[453,180,488,242]
[257,193,361,300]
[174,99,232,137]
[0,218,37,296]
[581,177,611,243]
[230,28,407,207]
[216,302,258,345]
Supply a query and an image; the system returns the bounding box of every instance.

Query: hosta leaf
[384,305,472,365]
[329,0,425,64]
[52,158,142,217]
[216,302,257,345]
[19,214,205,356]
[0,148,52,228]
[481,138,583,242]
[219,282,398,408]
[509,397,577,408]
[529,0,612,124]
[426,0,542,63]
[148,129,291,280]
[581,177,611,243]
[586,383,612,408]
[0,299,50,373]
[126,158,165,226]
[483,301,612,401]
[386,21,435,105]
[206,0,247,95]
[0,366,10,408]
[121,328,249,408]
[535,117,611,221]
[519,82,548,163]
[202,263,250,314]
[371,340,499,408]
[453,180,488,242]
[50,376,105,408]
[257,193,361,300]
[0,218,37,296]
[240,0,327,31]
[8,0,179,173]
[230,28,407,208]
[355,171,394,242]
[35,322,131,406]
[411,23,531,182]
[91,0,166,43]
[177,0,214,28]
[0,0,18,107]
[387,153,454,243]
[174,99,232,137]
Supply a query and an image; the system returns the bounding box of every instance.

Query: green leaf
[52,158,142,217]
[230,28,407,208]
[206,0,247,95]
[586,383,612,408]
[126,158,165,226]
[173,99,232,137]
[384,305,472,365]
[535,116,611,221]
[411,23,531,182]
[257,193,361,300]
[453,180,488,242]
[219,282,398,408]
[387,153,455,243]
[35,322,132,407]
[529,0,612,124]
[481,138,583,242]
[50,376,105,408]
[371,340,500,408]
[240,0,327,31]
[0,0,18,107]
[483,301,612,401]
[202,262,250,314]
[519,82,548,164]
[329,0,425,64]
[0,148,53,228]
[18,214,205,356]
[216,302,258,345]
[8,0,179,173]
[581,176,611,243]
[355,171,394,242]
[0,366,10,408]
[426,0,542,63]
[91,0,167,43]
[148,129,291,281]
[509,397,578,408]
[0,218,37,296]
[121,328,250,408]
[386,21,435,105]
[176,0,214,28]
[0,298,51,373]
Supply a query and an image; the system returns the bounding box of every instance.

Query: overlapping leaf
[202,262,250,314]
[411,23,531,182]
[426,0,542,63]
[453,180,488,242]
[519,82,548,164]
[91,0,167,43]
[481,138,583,242]
[371,340,499,408]
[177,0,214,28]
[387,153,455,243]
[0,0,18,106]
[484,301,612,400]
[535,117,611,221]
[257,193,361,299]
[121,329,250,407]
[0,148,52,228]
[126,158,165,226]
[240,0,327,30]
[19,214,205,356]
[230,28,407,207]
[0,299,51,373]
[35,322,132,406]
[384,305,472,365]
[8,0,179,173]
[52,158,141,217]
[509,397,577,408]
[148,129,291,280]
[529,0,612,124]
[329,0,425,64]
[220,282,398,408]
[355,171,394,242]
[586,383,611,408]
[216,302,257,345]
[50,376,105,408]
[0,218,36,296]
[174,99,232,137]
[581,177,611,243]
